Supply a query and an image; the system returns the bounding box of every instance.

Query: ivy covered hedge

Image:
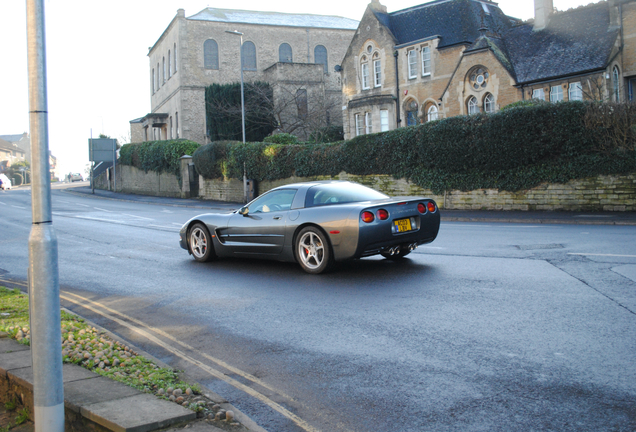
[119,140,200,178]
[193,102,636,193]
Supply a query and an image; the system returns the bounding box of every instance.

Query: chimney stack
[609,0,620,28]
[533,0,554,31]
[369,0,387,13]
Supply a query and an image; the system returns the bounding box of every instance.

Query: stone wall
[198,172,636,211]
[96,165,182,198]
[100,163,636,211]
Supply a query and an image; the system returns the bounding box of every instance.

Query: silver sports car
[179,181,440,274]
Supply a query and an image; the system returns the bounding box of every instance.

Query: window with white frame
[427,104,438,121]
[550,85,563,102]
[380,110,389,131]
[568,82,582,101]
[613,66,621,102]
[532,88,545,100]
[361,62,370,90]
[373,59,381,87]
[408,50,417,79]
[421,46,431,76]
[483,93,495,113]
[355,114,364,136]
[365,112,373,134]
[467,96,479,114]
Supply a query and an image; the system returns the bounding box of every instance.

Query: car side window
[249,189,297,213]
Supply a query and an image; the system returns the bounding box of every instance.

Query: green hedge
[119,140,200,178]
[192,102,636,193]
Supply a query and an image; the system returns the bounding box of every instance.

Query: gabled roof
[504,2,618,84]
[373,0,514,49]
[188,8,359,30]
[0,134,26,143]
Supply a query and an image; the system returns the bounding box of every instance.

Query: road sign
[89,138,117,162]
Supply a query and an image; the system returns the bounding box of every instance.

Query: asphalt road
[1,184,635,431]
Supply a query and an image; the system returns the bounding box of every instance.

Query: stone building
[0,133,30,164]
[341,0,636,139]
[132,8,358,144]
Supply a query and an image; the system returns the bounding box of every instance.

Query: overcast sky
[1,0,598,175]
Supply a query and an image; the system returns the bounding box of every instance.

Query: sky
[1,0,598,175]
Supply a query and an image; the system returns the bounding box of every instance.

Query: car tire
[381,246,411,260]
[296,226,333,274]
[188,223,216,262]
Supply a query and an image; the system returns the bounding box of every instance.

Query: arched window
[242,41,257,71]
[314,45,328,73]
[613,66,621,102]
[467,96,479,114]
[204,39,219,70]
[483,93,495,113]
[405,99,418,126]
[427,104,438,121]
[279,43,293,63]
[373,52,381,87]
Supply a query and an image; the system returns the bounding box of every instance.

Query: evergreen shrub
[193,102,636,193]
[119,140,200,178]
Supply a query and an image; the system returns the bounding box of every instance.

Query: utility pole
[26,1,65,431]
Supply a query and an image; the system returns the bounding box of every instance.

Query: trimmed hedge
[193,102,636,193]
[119,140,200,178]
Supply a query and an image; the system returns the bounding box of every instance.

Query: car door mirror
[239,206,249,216]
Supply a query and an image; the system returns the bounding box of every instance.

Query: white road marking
[172,223,183,226]
[93,207,114,212]
[61,292,321,432]
[77,204,90,207]
[161,209,174,213]
[569,253,636,258]
[122,213,153,220]
[147,224,180,231]
[11,205,26,209]
[72,215,130,224]
[0,201,6,205]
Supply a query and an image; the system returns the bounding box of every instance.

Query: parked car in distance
[70,173,83,182]
[0,174,11,190]
[179,181,441,274]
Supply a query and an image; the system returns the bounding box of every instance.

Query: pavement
[2,184,634,432]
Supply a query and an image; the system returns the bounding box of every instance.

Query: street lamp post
[225,30,248,202]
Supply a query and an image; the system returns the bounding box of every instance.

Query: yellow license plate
[394,218,412,233]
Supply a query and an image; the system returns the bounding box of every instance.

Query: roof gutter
[394,35,440,50]
[514,67,608,88]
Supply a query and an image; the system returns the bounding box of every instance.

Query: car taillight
[417,203,427,214]
[376,209,389,220]
[361,211,375,223]
[427,201,437,213]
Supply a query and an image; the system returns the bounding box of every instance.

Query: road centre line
[568,253,636,258]
[93,207,114,212]
[61,291,319,432]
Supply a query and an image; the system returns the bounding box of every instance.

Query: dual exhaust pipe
[386,243,418,256]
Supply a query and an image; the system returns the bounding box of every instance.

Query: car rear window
[305,183,388,208]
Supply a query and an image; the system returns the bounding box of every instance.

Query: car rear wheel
[296,227,333,274]
[189,223,216,262]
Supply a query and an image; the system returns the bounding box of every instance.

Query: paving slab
[64,375,142,413]
[0,350,31,376]
[7,363,101,392]
[81,393,196,432]
[0,337,30,353]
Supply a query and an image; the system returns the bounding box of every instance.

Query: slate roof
[374,0,514,48]
[0,134,25,143]
[504,2,619,84]
[188,8,359,30]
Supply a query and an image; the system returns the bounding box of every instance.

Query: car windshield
[248,189,297,213]
[305,183,388,208]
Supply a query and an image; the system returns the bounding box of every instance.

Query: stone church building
[341,0,636,139]
[131,8,358,144]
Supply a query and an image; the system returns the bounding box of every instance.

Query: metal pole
[26,1,65,431]
[113,139,116,192]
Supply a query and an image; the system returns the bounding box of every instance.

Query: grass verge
[0,287,217,416]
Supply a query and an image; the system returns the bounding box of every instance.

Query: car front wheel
[296,227,333,274]
[189,223,216,262]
